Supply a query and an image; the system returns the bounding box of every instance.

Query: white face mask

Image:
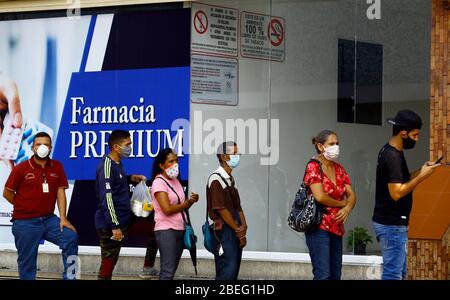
[323,145,340,161]
[36,145,50,159]
[165,163,179,179]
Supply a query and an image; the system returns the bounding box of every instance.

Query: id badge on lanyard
[42,173,49,193]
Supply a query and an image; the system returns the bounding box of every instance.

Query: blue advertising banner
[0,7,191,247]
[53,67,190,180]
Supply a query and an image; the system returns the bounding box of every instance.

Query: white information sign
[191,54,238,106]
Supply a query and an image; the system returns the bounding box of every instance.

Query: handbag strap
[205,172,231,222]
[207,171,242,225]
[302,158,325,185]
[155,176,190,226]
[206,172,234,220]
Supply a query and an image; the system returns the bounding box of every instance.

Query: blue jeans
[305,228,343,280]
[12,214,79,280]
[372,221,408,280]
[213,224,242,280]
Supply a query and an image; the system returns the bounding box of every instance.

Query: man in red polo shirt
[2,132,78,280]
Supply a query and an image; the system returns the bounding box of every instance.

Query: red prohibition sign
[194,10,208,34]
[268,18,284,47]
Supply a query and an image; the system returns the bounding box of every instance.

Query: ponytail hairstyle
[312,130,337,154]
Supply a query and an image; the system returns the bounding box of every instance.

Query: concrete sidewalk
[0,247,382,280]
[0,270,205,280]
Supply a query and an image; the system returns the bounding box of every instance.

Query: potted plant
[347,227,373,255]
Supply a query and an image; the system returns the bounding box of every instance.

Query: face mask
[402,136,416,150]
[323,145,340,161]
[226,154,241,169]
[165,163,179,179]
[117,145,132,158]
[35,145,50,159]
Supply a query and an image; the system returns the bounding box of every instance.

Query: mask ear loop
[401,131,409,139]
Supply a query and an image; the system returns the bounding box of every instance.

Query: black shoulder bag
[287,159,324,232]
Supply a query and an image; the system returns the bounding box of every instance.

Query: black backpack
[287,159,324,232]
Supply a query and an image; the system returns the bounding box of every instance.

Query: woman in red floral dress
[304,130,357,280]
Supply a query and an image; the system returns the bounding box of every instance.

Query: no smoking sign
[268,18,284,47]
[194,10,208,34]
[240,12,285,62]
[191,3,238,57]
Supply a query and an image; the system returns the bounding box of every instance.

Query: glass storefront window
[188,0,431,255]
[0,0,432,258]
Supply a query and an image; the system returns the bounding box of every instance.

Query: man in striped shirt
[95,130,146,280]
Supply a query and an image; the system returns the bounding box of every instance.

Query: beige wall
[0,0,186,13]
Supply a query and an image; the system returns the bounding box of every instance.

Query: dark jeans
[97,216,158,280]
[155,229,184,280]
[305,228,343,280]
[213,224,242,280]
[12,214,79,280]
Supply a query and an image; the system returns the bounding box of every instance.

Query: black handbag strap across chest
[156,176,190,225]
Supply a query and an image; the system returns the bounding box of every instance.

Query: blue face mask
[117,144,132,158]
[226,154,240,169]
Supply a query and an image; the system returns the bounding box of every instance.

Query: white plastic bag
[130,181,153,217]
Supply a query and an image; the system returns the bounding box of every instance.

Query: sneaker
[138,267,159,279]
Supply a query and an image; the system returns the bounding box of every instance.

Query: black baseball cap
[387,109,422,129]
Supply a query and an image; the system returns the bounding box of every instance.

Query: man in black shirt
[372,110,439,280]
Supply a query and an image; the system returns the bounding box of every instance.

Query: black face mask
[402,136,416,150]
